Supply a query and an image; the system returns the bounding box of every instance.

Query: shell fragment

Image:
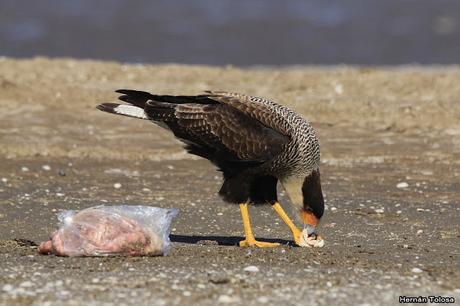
[299,228,325,248]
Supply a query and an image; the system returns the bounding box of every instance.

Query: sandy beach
[0,58,459,305]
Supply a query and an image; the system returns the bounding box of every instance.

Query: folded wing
[100,89,290,164]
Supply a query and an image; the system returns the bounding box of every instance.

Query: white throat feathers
[280,176,304,210]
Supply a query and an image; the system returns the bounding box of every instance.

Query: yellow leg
[239,203,280,247]
[271,202,302,245]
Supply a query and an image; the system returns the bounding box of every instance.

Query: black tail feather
[116,89,154,108]
[96,103,121,114]
[116,89,218,106]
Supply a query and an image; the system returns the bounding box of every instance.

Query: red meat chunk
[38,208,162,256]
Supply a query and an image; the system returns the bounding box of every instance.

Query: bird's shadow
[170,234,295,247]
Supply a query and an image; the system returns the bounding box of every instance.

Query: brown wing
[204,91,291,136]
[143,99,289,163]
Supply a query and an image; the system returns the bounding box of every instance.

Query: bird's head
[281,169,324,233]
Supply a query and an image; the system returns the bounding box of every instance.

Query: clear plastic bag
[38,205,178,257]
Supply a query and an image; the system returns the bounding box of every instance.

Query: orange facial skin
[300,209,319,227]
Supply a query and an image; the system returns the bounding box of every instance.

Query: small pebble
[2,284,13,292]
[397,182,409,189]
[21,166,29,172]
[334,83,344,95]
[42,165,51,171]
[1,178,7,183]
[113,183,122,189]
[20,281,33,287]
[243,265,259,273]
[197,240,218,246]
[56,193,65,197]
[330,207,337,211]
[416,230,423,235]
[412,267,423,273]
[58,169,66,176]
[374,208,385,214]
[257,296,269,304]
[217,295,239,303]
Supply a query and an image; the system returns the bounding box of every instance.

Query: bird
[97,89,325,247]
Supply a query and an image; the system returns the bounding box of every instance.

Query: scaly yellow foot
[239,203,279,248]
[239,239,280,247]
[291,226,302,246]
[272,202,303,246]
[271,202,325,247]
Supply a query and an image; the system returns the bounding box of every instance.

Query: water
[1,0,460,66]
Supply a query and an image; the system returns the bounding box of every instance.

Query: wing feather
[204,91,291,136]
[145,100,288,162]
[108,89,291,163]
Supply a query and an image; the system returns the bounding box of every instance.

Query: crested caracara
[97,89,324,247]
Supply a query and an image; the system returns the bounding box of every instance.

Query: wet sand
[0,58,459,305]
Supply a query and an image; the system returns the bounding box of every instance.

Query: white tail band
[113,105,148,119]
